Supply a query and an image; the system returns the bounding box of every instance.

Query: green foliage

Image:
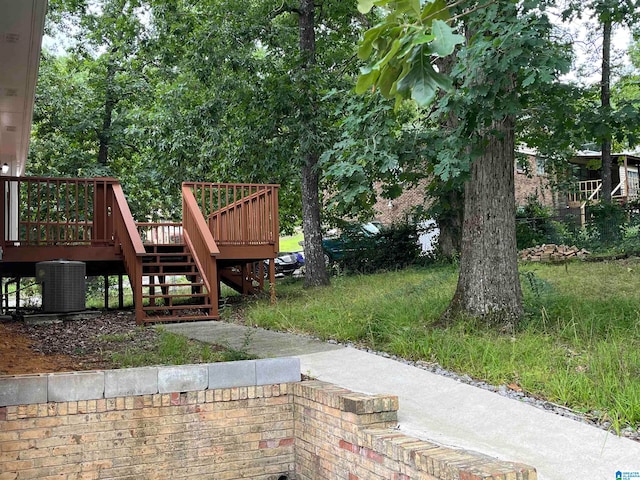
[586,201,628,244]
[560,1,640,154]
[516,199,556,249]
[335,222,423,274]
[513,200,640,256]
[320,91,420,220]
[514,198,585,250]
[356,0,464,107]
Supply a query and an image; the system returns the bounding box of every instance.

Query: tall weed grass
[247,259,640,431]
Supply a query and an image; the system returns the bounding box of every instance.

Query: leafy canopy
[356,0,464,107]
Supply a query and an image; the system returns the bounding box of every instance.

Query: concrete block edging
[0,358,301,406]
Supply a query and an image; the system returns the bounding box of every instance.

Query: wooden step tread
[142,315,218,324]
[142,282,204,288]
[143,269,199,275]
[142,261,196,267]
[143,292,208,299]
[142,304,211,312]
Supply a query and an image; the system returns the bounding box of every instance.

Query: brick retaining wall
[0,360,536,479]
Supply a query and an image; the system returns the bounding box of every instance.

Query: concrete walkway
[164,321,640,480]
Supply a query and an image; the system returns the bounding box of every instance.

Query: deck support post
[118,274,124,309]
[269,261,276,305]
[104,275,109,309]
[16,276,20,311]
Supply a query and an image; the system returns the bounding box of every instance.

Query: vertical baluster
[35,180,39,243]
[53,180,62,243]
[217,184,222,241]
[64,180,70,242]
[78,180,83,241]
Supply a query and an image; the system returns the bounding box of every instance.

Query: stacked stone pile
[520,244,590,262]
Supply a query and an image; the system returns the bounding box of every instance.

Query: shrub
[585,202,626,246]
[516,199,556,249]
[337,222,422,274]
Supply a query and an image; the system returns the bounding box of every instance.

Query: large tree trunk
[301,154,329,287]
[299,0,329,287]
[98,55,116,166]
[436,187,463,259]
[601,19,612,203]
[443,116,523,329]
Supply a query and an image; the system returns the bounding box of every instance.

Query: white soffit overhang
[0,0,47,177]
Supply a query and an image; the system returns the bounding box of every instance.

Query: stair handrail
[111,183,145,323]
[208,188,275,244]
[612,181,623,198]
[182,185,219,298]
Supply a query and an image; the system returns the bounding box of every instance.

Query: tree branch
[271,1,300,18]
[447,0,497,24]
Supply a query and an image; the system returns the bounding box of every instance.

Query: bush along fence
[0,360,537,479]
[516,199,640,254]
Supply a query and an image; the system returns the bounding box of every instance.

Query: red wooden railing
[1,176,279,322]
[111,183,145,323]
[137,222,184,245]
[183,182,279,248]
[182,185,219,317]
[0,176,115,249]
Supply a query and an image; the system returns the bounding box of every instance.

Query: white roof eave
[0,0,48,177]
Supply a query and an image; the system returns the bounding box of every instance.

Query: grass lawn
[243,258,640,432]
[279,232,304,252]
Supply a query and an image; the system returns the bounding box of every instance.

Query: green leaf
[409,0,421,16]
[355,67,380,94]
[409,32,436,48]
[397,50,451,106]
[430,19,464,57]
[358,0,375,14]
[378,63,402,97]
[373,36,403,72]
[522,72,536,88]
[358,24,386,60]
[421,0,449,23]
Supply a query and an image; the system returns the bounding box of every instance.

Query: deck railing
[0,176,116,249]
[182,185,219,316]
[183,182,279,247]
[567,179,631,205]
[137,222,184,245]
[111,183,145,323]
[568,180,603,204]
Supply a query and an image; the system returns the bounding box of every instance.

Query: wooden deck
[0,176,279,324]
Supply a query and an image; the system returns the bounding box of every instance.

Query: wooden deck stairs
[0,177,279,325]
[141,243,214,322]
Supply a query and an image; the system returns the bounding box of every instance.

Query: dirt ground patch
[0,311,159,375]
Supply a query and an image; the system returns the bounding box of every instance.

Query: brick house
[373,150,640,228]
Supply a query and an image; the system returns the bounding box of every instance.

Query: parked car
[264,252,304,276]
[322,221,382,264]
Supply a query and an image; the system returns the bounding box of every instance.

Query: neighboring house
[372,179,439,253]
[373,179,431,225]
[516,149,640,223]
[514,151,556,208]
[372,150,640,233]
[563,151,640,207]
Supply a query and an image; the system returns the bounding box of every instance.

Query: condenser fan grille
[36,260,86,313]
